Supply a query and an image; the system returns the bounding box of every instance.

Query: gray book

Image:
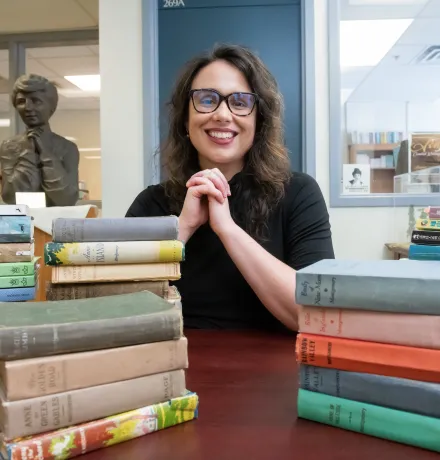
[295,258,440,314]
[52,216,179,242]
[299,364,440,419]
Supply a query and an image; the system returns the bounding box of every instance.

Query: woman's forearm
[217,222,300,331]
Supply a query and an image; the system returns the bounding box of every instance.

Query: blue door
[158,0,302,176]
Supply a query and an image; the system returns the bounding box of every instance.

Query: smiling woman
[126,43,335,332]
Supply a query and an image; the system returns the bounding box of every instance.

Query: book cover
[0,370,186,440]
[297,389,440,453]
[295,258,440,314]
[0,290,182,360]
[0,243,34,263]
[412,229,440,245]
[51,263,181,284]
[296,333,440,383]
[299,306,440,349]
[52,216,179,243]
[0,205,29,216]
[300,364,440,419]
[0,274,35,289]
[44,241,184,266]
[417,218,440,230]
[408,243,440,260]
[1,338,188,400]
[0,392,198,460]
[0,287,35,302]
[0,258,38,277]
[0,217,33,243]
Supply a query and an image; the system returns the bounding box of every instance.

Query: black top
[126,171,335,331]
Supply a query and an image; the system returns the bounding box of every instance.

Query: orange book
[296,333,440,383]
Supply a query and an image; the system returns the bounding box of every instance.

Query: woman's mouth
[205,130,237,145]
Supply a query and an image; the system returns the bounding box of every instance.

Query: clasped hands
[179,168,237,240]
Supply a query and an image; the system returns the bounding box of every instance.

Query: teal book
[297,389,440,452]
[295,258,440,314]
[0,217,32,243]
[0,258,38,277]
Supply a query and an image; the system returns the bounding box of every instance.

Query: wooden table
[83,330,438,460]
[385,242,410,260]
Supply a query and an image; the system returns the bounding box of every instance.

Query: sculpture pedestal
[32,206,99,301]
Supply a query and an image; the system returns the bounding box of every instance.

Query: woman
[126,44,334,331]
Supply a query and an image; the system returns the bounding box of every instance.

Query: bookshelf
[349,143,400,193]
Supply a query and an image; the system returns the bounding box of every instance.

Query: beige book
[0,369,186,440]
[0,242,34,263]
[0,338,188,401]
[51,262,181,283]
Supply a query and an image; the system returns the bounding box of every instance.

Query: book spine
[3,338,188,400]
[299,364,440,419]
[0,243,33,263]
[0,287,35,302]
[0,205,29,216]
[1,393,198,460]
[44,241,184,266]
[295,270,439,313]
[45,280,169,300]
[297,389,440,453]
[416,218,440,230]
[0,260,36,277]
[299,306,440,349]
[0,217,32,244]
[429,207,440,219]
[0,275,35,289]
[52,216,179,242]
[296,333,440,383]
[409,244,440,260]
[51,263,181,284]
[1,370,186,440]
[412,230,440,245]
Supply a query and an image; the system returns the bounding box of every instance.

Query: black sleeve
[285,175,335,270]
[125,184,170,217]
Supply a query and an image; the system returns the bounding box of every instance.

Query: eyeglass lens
[192,90,256,115]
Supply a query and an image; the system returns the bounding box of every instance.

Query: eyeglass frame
[188,88,259,117]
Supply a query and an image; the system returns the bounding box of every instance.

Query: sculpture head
[11,74,58,128]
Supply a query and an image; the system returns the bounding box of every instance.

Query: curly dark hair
[163,43,291,241]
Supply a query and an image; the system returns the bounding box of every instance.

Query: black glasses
[189,89,258,116]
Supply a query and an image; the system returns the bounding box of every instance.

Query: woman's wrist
[178,216,197,244]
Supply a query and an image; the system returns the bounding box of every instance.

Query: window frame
[328,0,440,207]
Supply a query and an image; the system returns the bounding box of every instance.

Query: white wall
[314,0,412,260]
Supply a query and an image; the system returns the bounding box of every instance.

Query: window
[329,0,440,206]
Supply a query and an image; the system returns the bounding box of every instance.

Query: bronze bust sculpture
[0,74,79,207]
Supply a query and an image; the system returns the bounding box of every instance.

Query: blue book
[409,243,440,260]
[295,258,440,314]
[0,216,33,243]
[300,364,440,419]
[0,286,35,301]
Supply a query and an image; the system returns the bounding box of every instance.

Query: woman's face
[188,60,257,176]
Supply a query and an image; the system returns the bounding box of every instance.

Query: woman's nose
[213,100,232,121]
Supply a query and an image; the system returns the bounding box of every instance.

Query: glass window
[338,0,440,199]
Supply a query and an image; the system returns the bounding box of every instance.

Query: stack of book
[0,204,38,302]
[44,216,183,304]
[0,290,197,459]
[409,206,440,260]
[295,259,440,453]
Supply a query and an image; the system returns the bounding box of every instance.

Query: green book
[0,291,182,360]
[0,275,35,289]
[0,257,38,277]
[297,389,440,453]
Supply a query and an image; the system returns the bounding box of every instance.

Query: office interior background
[0,0,439,260]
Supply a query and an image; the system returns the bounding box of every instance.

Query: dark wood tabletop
[83,329,439,460]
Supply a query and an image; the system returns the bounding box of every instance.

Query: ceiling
[343,0,440,104]
[0,0,99,113]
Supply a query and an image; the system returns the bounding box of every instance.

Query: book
[0,337,188,401]
[299,306,440,349]
[0,217,33,243]
[0,392,198,460]
[0,258,38,277]
[0,205,29,216]
[412,229,440,245]
[408,243,440,260]
[0,243,34,263]
[0,290,182,360]
[300,364,440,419]
[51,263,181,284]
[45,280,169,301]
[296,333,440,383]
[297,389,440,453]
[428,207,440,219]
[295,258,440,314]
[0,275,35,289]
[0,287,35,302]
[416,218,440,231]
[52,216,179,242]
[44,240,185,266]
[0,369,186,440]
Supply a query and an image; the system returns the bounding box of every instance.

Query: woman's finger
[187,174,227,198]
[188,178,224,203]
[188,169,229,197]
[211,168,230,195]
